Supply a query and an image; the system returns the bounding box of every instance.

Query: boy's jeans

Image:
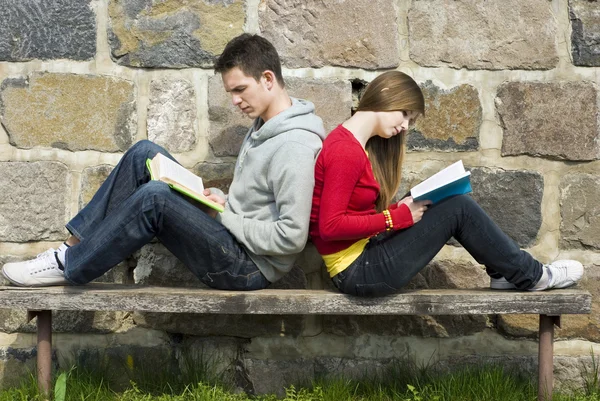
[332,194,543,296]
[64,140,269,290]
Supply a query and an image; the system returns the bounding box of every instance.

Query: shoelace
[34,248,56,260]
[547,266,562,287]
[30,251,58,274]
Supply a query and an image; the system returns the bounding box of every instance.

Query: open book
[410,160,472,204]
[146,153,225,213]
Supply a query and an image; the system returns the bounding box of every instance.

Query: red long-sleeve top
[309,125,414,255]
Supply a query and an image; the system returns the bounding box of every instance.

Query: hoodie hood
[249,97,326,142]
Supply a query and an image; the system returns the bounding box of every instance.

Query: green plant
[280,385,324,401]
[582,348,600,396]
[403,384,440,401]
[53,371,68,401]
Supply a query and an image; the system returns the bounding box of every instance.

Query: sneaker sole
[2,266,68,288]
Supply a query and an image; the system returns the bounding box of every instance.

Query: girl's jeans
[64,140,269,290]
[332,194,543,296]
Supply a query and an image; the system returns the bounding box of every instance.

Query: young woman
[309,71,583,296]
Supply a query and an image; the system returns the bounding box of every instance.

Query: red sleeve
[318,142,412,241]
[390,203,414,229]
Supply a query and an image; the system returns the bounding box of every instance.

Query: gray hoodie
[215,98,325,282]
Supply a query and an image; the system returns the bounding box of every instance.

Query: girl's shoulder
[324,125,364,150]
[320,126,368,166]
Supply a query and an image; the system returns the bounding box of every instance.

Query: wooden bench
[0,285,592,401]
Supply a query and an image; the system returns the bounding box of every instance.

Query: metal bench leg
[28,310,52,398]
[538,314,560,401]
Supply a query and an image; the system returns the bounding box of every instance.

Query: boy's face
[221,67,272,120]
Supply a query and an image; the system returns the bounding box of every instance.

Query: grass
[4,355,600,401]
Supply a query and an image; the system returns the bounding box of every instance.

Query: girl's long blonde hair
[357,71,425,212]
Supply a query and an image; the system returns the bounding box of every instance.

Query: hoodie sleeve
[217,140,318,256]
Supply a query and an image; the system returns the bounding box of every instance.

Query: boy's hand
[398,196,432,224]
[203,189,225,218]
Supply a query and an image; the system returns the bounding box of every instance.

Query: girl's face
[375,110,419,139]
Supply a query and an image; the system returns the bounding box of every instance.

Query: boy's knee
[132,139,157,152]
[141,180,171,198]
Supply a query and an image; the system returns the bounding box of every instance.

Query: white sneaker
[2,249,69,287]
[490,276,517,290]
[544,260,584,289]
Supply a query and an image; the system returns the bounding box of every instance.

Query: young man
[2,34,325,289]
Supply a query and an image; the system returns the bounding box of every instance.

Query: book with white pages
[146,153,225,213]
[410,160,472,204]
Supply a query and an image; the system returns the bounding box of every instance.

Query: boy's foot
[2,249,69,287]
[542,260,584,290]
[490,276,516,290]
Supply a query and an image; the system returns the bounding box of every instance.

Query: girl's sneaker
[543,260,584,289]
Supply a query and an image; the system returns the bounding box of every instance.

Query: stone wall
[0,0,599,395]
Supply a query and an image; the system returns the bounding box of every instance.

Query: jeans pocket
[203,270,249,290]
[354,282,397,297]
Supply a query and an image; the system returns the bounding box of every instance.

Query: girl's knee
[450,194,476,206]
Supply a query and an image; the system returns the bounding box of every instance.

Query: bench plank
[0,285,591,316]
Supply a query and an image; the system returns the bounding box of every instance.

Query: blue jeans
[332,195,543,296]
[64,140,269,290]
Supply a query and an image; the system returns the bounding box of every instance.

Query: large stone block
[108,0,245,68]
[560,174,600,250]
[0,161,68,241]
[324,261,490,338]
[408,82,481,152]
[148,78,197,153]
[244,358,314,396]
[0,348,36,389]
[570,0,600,66]
[286,79,352,134]
[0,73,136,152]
[80,165,114,209]
[0,0,96,61]
[69,345,178,389]
[208,76,350,156]
[409,0,558,70]
[259,0,399,69]
[470,168,543,248]
[496,81,599,161]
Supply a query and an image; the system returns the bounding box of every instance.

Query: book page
[156,153,205,196]
[411,161,469,198]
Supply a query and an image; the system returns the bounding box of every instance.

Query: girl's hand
[398,196,432,224]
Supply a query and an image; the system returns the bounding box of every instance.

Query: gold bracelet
[383,209,393,231]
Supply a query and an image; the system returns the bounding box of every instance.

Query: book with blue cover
[411,160,472,204]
